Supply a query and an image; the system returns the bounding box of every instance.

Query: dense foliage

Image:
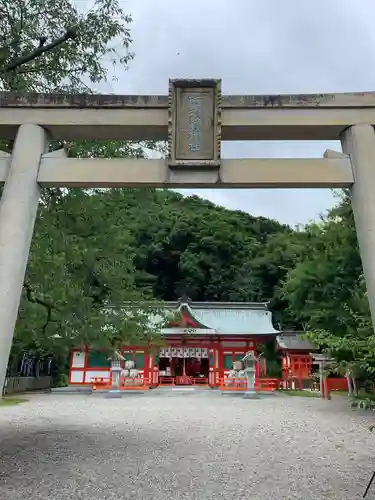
[281,191,375,377]
[0,0,166,367]
[0,0,134,93]
[126,189,291,303]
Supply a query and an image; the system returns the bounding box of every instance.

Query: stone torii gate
[0,78,375,390]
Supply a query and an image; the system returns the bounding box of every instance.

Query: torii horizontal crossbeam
[0,156,354,188]
[1,91,375,141]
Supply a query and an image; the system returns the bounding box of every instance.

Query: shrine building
[69,299,314,388]
[277,331,314,389]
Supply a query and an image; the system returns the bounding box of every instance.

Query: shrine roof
[276,332,314,351]
[160,300,279,335]
[113,300,279,335]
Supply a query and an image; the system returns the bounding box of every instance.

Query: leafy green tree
[280,191,375,377]
[0,0,165,156]
[16,190,132,355]
[12,188,168,365]
[311,278,375,376]
[0,0,133,93]
[281,191,362,333]
[0,1,167,370]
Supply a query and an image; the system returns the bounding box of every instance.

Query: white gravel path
[0,391,374,500]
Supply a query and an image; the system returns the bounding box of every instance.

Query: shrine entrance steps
[152,385,215,394]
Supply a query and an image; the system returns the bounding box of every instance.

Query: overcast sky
[83,0,375,225]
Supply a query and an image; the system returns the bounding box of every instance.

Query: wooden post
[346,368,353,395]
[319,361,325,399]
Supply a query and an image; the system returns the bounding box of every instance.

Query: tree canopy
[0,0,165,364]
[280,191,375,376]
[0,0,133,93]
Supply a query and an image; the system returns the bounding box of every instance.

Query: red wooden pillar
[218,348,224,383]
[255,357,260,383]
[149,351,159,385]
[297,356,303,390]
[290,356,295,387]
[209,348,215,386]
[262,358,267,377]
[322,375,331,400]
[83,345,89,384]
[281,355,288,389]
[143,349,149,381]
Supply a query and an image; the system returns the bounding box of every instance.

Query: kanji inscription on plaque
[168,79,221,167]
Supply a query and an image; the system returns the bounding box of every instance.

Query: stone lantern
[242,351,259,399]
[107,358,122,398]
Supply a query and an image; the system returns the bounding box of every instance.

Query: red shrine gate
[276,332,314,390]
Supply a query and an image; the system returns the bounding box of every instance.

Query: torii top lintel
[1,90,375,109]
[1,80,375,143]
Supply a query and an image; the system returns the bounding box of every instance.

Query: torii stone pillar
[341,124,375,329]
[0,124,47,393]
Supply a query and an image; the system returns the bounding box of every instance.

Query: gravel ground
[0,391,375,500]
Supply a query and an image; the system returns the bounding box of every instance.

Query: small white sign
[72,351,85,368]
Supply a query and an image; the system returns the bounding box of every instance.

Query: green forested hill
[121,189,291,303]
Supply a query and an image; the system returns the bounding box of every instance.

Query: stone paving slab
[0,392,374,499]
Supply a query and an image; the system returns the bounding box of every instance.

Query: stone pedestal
[105,390,123,399]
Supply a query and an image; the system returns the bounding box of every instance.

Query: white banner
[159,347,209,359]
[176,347,184,358]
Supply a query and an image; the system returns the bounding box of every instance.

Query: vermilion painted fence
[219,377,278,392]
[219,378,248,391]
[255,378,280,391]
[91,377,111,390]
[158,376,210,386]
[91,377,152,391]
[326,377,348,392]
